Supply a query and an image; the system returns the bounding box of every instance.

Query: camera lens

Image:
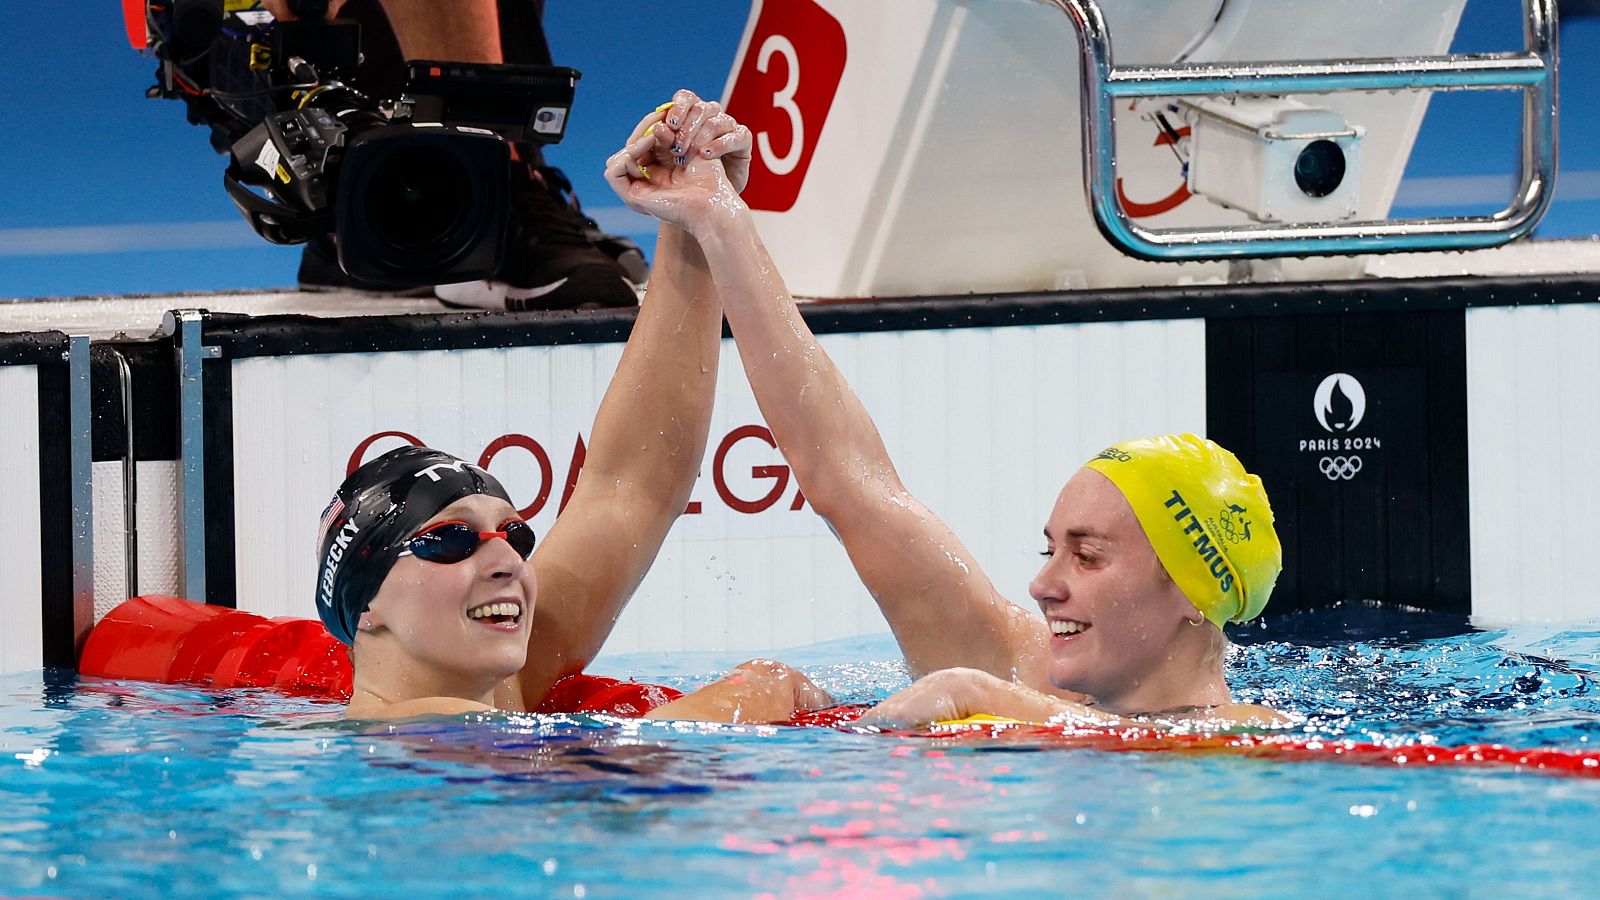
[338,126,510,287]
[1294,140,1346,198]
[363,147,472,250]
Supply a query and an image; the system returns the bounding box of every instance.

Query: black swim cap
[314,446,515,645]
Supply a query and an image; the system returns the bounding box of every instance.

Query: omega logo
[348,426,807,520]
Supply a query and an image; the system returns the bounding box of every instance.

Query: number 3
[756,34,803,176]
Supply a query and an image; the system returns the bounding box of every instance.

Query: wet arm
[518,224,720,700]
[696,212,1050,684]
[856,668,1116,730]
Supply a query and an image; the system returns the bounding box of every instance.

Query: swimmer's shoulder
[345,696,496,720]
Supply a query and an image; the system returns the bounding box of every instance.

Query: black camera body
[142,4,581,288]
[224,54,577,287]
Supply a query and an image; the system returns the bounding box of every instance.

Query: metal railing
[1040,0,1559,259]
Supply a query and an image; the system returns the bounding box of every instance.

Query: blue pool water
[3,614,1599,898]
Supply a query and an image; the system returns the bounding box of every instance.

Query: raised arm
[607,111,1058,690]
[512,94,738,704]
[700,215,1052,685]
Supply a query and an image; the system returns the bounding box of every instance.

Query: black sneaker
[296,234,437,297]
[434,162,645,311]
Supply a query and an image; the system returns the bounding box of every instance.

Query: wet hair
[313,446,514,645]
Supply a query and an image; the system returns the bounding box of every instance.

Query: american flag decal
[316,496,345,550]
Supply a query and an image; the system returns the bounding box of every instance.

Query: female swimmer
[314,95,831,723]
[606,94,1289,729]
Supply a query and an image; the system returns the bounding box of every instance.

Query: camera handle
[223,160,334,244]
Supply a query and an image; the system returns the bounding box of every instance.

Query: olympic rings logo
[1319,455,1363,481]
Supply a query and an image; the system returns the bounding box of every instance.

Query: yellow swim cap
[1082,434,1281,628]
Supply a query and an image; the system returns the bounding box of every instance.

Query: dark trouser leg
[499,0,551,66]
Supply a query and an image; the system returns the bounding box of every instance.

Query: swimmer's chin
[344,696,497,720]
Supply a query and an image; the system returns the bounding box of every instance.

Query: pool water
[3,612,1599,898]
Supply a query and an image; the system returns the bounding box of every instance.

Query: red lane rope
[905,720,1600,778]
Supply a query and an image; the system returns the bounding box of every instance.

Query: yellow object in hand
[644,101,675,138]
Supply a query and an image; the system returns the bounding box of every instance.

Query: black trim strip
[203,356,237,608]
[33,340,75,668]
[0,332,73,367]
[203,272,1600,359]
[90,341,179,463]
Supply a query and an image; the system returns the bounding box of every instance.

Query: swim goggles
[398,519,537,564]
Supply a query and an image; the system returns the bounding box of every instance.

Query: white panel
[1467,305,1600,622]
[739,0,1462,297]
[0,365,42,675]
[91,460,183,617]
[230,319,1205,651]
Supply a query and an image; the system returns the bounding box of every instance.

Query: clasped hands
[604,89,755,237]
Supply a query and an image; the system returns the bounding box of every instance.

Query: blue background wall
[0,1,1593,300]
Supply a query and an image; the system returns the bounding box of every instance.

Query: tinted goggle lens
[404,519,536,564]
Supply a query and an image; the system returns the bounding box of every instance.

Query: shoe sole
[435,267,641,311]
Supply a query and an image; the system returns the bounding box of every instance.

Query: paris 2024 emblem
[1300,372,1382,482]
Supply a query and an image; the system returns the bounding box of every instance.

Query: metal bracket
[161,310,221,604]
[67,335,95,654]
[1039,0,1559,259]
[107,347,140,600]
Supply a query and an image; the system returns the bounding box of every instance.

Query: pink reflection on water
[720,745,1006,897]
[723,818,967,897]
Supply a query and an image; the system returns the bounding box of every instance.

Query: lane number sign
[725,0,848,212]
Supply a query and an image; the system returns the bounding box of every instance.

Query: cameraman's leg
[345,0,641,308]
[498,0,552,65]
[377,0,502,64]
[409,0,642,309]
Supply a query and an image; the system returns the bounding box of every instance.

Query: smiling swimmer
[317,445,836,722]
[601,95,1292,728]
[1081,434,1282,633]
[315,446,522,648]
[856,434,1286,729]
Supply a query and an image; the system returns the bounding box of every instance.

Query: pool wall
[0,330,78,672]
[220,315,1203,651]
[1,273,1597,675]
[0,358,44,672]
[1466,302,1600,622]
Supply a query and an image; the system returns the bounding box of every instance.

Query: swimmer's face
[1030,468,1197,707]
[360,494,536,685]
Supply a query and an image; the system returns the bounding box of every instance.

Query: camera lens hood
[334,124,511,288]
